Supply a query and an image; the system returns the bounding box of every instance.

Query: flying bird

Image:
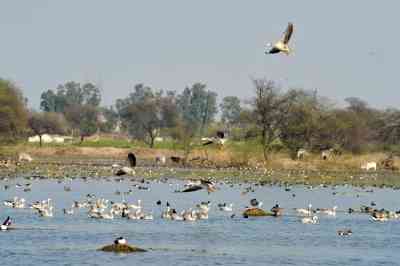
[265,22,294,55]
[181,179,217,193]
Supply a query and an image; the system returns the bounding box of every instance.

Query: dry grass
[2,143,399,172]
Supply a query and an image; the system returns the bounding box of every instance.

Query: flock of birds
[2,174,398,240]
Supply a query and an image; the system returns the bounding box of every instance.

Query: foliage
[116,84,178,148]
[220,96,242,126]
[0,79,28,141]
[40,81,101,112]
[253,78,296,160]
[177,83,218,135]
[64,104,99,142]
[28,112,68,146]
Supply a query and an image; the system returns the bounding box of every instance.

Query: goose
[127,210,141,220]
[197,201,211,212]
[129,200,142,210]
[1,216,11,231]
[265,22,294,55]
[181,179,217,193]
[218,203,233,212]
[183,210,197,221]
[142,212,154,220]
[171,209,184,221]
[100,211,114,220]
[295,204,313,216]
[250,198,263,208]
[371,216,388,222]
[202,131,226,148]
[301,215,319,224]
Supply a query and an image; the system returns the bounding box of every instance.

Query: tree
[253,79,296,160]
[28,112,67,146]
[40,81,101,112]
[220,96,242,126]
[279,89,322,158]
[0,79,28,140]
[177,83,218,135]
[116,84,179,148]
[64,104,98,143]
[98,106,119,133]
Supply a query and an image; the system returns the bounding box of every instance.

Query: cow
[18,153,33,162]
[297,149,309,160]
[361,161,377,171]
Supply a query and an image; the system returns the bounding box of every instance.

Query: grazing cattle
[380,155,397,170]
[127,153,136,167]
[18,153,33,162]
[321,149,331,160]
[361,162,377,171]
[297,149,308,160]
[170,156,182,164]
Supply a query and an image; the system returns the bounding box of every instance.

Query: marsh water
[1,176,400,266]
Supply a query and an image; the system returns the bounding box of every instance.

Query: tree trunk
[80,135,84,143]
[39,135,43,147]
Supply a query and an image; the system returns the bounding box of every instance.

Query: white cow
[297,149,308,160]
[361,161,377,171]
[18,153,33,162]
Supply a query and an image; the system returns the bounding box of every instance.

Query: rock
[242,207,271,217]
[99,243,147,253]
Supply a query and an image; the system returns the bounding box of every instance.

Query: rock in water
[242,208,269,217]
[99,244,147,253]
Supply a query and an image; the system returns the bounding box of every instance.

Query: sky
[0,1,398,109]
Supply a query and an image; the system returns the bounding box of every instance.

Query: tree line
[1,77,400,159]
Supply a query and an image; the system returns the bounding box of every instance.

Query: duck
[265,22,294,55]
[337,229,352,236]
[301,215,319,224]
[1,216,11,231]
[114,237,127,245]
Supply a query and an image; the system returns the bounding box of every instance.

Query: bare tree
[253,79,296,160]
[28,112,67,146]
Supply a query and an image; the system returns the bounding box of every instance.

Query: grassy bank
[1,138,400,186]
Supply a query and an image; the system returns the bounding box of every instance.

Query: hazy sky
[0,1,398,109]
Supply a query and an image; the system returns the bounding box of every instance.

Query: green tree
[40,81,101,112]
[177,83,218,135]
[0,79,28,141]
[117,84,179,148]
[220,96,242,126]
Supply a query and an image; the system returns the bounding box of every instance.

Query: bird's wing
[181,185,203,193]
[202,141,214,146]
[282,22,294,44]
[200,179,213,185]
